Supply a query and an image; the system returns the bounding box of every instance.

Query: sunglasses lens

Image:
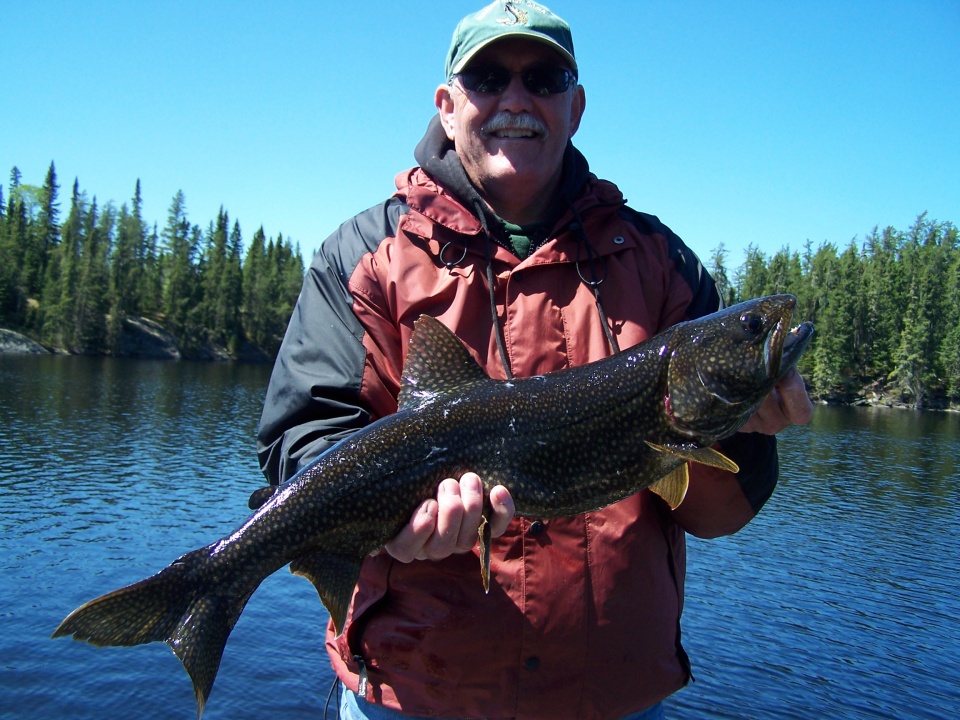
[522,67,574,95]
[458,66,511,93]
[457,66,574,95]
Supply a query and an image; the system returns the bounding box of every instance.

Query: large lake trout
[54,294,813,716]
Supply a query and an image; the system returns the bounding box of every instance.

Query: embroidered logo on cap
[498,2,528,26]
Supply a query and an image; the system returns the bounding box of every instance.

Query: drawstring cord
[472,200,515,380]
[569,204,621,355]
[440,200,621,382]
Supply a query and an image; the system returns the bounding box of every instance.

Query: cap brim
[449,32,577,77]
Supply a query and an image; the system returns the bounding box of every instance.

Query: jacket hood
[412,114,593,234]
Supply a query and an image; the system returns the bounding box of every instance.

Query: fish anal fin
[645,441,740,474]
[649,464,690,510]
[290,553,362,637]
[398,316,491,411]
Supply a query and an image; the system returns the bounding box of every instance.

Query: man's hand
[739,368,814,435]
[384,472,516,563]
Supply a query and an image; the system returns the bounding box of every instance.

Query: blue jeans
[338,688,665,720]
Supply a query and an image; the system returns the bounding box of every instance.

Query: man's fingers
[779,369,814,425]
[488,484,516,538]
[383,475,517,564]
[383,498,438,563]
[740,369,813,435]
[421,478,465,560]
[455,473,485,551]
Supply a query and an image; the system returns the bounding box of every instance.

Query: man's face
[436,38,585,216]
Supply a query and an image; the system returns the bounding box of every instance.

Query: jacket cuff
[717,432,779,514]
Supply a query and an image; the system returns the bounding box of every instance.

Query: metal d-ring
[576,247,608,287]
[440,240,468,269]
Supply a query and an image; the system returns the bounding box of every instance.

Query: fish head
[664,294,814,440]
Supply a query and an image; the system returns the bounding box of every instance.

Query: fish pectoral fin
[290,553,363,637]
[477,512,492,594]
[648,464,690,509]
[645,442,740,474]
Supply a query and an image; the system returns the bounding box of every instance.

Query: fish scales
[53,294,814,718]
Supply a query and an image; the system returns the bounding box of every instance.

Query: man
[257,2,813,719]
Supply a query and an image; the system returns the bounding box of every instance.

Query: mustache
[481,112,548,138]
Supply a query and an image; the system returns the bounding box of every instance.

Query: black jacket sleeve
[256,198,406,485]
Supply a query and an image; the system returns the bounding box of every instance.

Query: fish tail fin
[52,546,249,718]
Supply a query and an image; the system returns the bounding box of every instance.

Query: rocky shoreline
[2,324,956,411]
[0,328,51,355]
[0,319,271,364]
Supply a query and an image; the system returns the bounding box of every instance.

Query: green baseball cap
[445,1,577,81]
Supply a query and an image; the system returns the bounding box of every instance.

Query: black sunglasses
[453,64,577,96]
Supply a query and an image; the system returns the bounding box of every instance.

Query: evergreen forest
[2,163,957,408]
[0,162,304,359]
[708,214,959,408]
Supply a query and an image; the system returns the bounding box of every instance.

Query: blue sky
[3,0,957,270]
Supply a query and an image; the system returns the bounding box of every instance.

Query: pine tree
[890,215,951,406]
[72,198,111,351]
[241,226,270,349]
[40,178,84,347]
[36,162,61,289]
[806,242,857,396]
[1,170,29,322]
[940,227,960,398]
[0,178,17,320]
[199,208,228,346]
[220,219,244,352]
[765,246,803,296]
[141,222,162,317]
[737,244,769,300]
[708,243,737,306]
[160,190,198,346]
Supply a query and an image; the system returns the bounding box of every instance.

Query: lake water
[0,355,957,719]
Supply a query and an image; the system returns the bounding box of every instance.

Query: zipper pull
[353,654,369,699]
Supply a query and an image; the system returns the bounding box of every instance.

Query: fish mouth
[778,321,815,379]
[761,295,813,381]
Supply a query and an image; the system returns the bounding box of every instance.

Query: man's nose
[497,74,534,112]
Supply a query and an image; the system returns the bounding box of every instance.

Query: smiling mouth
[487,128,538,139]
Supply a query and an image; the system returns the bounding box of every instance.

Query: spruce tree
[940,229,960,398]
[33,162,61,297]
[241,226,269,349]
[737,244,769,301]
[708,243,737,307]
[160,190,196,346]
[41,178,84,347]
[72,197,110,351]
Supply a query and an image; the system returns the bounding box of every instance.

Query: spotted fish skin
[53,294,813,718]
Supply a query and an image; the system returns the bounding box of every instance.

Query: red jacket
[257,125,779,719]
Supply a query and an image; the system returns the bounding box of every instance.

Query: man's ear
[435,84,457,141]
[569,84,586,138]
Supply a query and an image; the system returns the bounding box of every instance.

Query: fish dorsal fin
[649,464,690,509]
[398,315,491,411]
[645,442,740,474]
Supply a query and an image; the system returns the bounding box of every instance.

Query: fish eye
[740,312,763,335]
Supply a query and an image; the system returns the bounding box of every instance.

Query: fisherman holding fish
[51,2,814,716]
[269,2,809,718]
[253,2,813,719]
